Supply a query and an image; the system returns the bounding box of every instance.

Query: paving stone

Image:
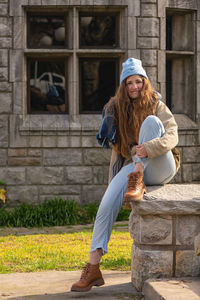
[143,278,200,300]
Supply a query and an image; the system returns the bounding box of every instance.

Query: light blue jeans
[90,115,177,254]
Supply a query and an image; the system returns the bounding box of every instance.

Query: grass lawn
[0,228,132,274]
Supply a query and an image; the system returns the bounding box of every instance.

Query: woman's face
[125,75,143,99]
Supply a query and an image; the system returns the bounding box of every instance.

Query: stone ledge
[130,184,200,215]
[143,277,200,300]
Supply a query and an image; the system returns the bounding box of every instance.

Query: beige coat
[108,100,179,183]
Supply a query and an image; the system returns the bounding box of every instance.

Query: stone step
[143,277,200,300]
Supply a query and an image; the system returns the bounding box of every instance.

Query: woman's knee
[139,115,165,143]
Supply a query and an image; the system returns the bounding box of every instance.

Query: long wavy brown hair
[104,77,158,158]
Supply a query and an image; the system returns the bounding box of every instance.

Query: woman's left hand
[136,144,148,158]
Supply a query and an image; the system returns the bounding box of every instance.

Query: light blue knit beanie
[120,58,148,84]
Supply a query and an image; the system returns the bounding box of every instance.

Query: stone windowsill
[19,114,102,134]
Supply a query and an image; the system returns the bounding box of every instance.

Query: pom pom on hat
[120,58,148,84]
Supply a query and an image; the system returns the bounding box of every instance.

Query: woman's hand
[136,144,148,158]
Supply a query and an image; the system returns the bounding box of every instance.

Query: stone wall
[0,0,199,206]
[129,184,200,291]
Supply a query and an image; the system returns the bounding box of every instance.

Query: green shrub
[0,197,129,228]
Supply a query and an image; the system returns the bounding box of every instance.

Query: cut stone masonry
[129,184,200,291]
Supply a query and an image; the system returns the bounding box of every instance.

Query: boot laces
[80,263,90,280]
[128,172,140,189]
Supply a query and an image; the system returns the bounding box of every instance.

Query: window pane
[27,14,66,48]
[80,14,118,48]
[80,58,117,113]
[28,59,67,114]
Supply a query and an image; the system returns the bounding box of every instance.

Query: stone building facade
[0,0,199,206]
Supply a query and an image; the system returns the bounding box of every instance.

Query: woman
[71,58,179,292]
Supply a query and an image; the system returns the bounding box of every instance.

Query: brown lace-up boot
[71,263,104,292]
[124,171,147,202]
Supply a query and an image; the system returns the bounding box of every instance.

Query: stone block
[0,50,7,66]
[0,67,8,81]
[82,184,107,204]
[70,136,81,147]
[145,67,157,83]
[66,166,93,184]
[28,0,42,5]
[57,136,70,148]
[176,250,200,277]
[29,136,42,148]
[93,166,104,184]
[182,147,200,163]
[39,185,81,195]
[42,136,57,148]
[0,167,26,184]
[128,0,140,16]
[82,136,96,147]
[0,92,11,113]
[27,167,64,184]
[13,17,23,49]
[0,17,11,36]
[192,164,200,181]
[138,18,159,37]
[131,244,173,291]
[0,115,8,147]
[129,215,172,245]
[83,148,111,165]
[141,3,157,17]
[137,37,159,49]
[6,186,38,206]
[176,216,200,246]
[128,17,136,49]
[0,82,11,92]
[41,0,58,4]
[0,4,8,15]
[56,0,69,5]
[8,157,41,166]
[141,49,157,66]
[0,149,7,166]
[141,0,156,2]
[43,149,82,166]
[8,149,27,156]
[39,194,80,204]
[28,149,41,157]
[195,234,200,256]
[182,164,193,182]
[9,0,28,16]
[103,166,109,184]
[9,50,23,82]
[0,37,11,48]
[13,81,23,114]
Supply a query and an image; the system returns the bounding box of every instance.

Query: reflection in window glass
[80,14,117,48]
[28,59,66,113]
[80,59,117,113]
[28,15,66,48]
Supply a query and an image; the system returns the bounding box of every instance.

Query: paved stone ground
[0,270,142,300]
[143,278,200,300]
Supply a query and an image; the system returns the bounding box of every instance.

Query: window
[165,9,196,120]
[26,8,122,115]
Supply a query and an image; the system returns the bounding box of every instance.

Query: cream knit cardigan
[108,100,179,183]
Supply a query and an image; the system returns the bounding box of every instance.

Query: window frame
[27,56,68,115]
